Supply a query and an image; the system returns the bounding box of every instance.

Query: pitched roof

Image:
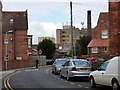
[97,12,109,25]
[2,10,28,33]
[87,39,108,47]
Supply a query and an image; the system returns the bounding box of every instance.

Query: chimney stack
[87,10,92,37]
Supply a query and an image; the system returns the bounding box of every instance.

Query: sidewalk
[0,69,16,80]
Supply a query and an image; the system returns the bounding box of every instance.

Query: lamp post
[4,30,13,70]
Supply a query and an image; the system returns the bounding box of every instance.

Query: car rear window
[73,60,91,67]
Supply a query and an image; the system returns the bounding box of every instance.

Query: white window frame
[28,37,31,48]
[102,30,108,39]
[103,47,108,53]
[91,47,98,53]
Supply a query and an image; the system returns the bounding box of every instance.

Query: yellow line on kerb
[4,74,13,90]
[4,77,9,90]
[7,76,13,90]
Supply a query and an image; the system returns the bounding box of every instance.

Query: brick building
[1,1,32,70]
[108,0,120,57]
[88,0,120,59]
[87,12,109,59]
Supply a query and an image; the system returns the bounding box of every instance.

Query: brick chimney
[87,10,92,37]
[109,0,120,56]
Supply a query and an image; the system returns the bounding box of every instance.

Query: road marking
[69,82,74,85]
[78,85,82,87]
[7,77,13,90]
[57,78,60,80]
[4,74,13,90]
[4,77,8,90]
[65,81,68,83]
[61,79,64,81]
[85,87,89,88]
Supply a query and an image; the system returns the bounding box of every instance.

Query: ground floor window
[103,47,108,52]
[91,47,98,53]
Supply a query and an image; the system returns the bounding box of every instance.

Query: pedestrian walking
[35,59,39,69]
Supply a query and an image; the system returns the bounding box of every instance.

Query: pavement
[0,69,16,79]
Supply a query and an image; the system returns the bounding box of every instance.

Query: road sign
[4,55,8,61]
[39,49,42,55]
[4,37,9,44]
[64,43,70,50]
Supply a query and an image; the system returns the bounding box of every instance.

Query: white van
[89,56,120,90]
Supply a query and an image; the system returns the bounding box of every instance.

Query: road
[2,66,112,90]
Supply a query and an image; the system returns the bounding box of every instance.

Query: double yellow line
[4,73,13,90]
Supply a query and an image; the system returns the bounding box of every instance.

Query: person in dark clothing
[35,59,39,68]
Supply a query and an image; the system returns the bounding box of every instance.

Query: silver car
[52,58,67,74]
[60,59,92,80]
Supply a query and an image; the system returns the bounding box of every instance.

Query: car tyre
[112,80,119,90]
[90,76,96,88]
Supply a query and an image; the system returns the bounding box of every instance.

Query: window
[103,47,108,52]
[99,61,109,71]
[102,30,108,39]
[28,38,31,48]
[91,47,98,53]
[10,19,14,24]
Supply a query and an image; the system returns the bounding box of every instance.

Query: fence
[29,55,46,66]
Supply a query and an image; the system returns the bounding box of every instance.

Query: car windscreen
[73,60,91,67]
[56,60,66,65]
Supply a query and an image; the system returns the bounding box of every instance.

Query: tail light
[72,67,77,71]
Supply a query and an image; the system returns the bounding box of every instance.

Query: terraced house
[0,1,32,70]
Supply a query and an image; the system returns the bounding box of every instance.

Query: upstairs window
[102,30,108,39]
[10,19,14,24]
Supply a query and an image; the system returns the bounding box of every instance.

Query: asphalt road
[3,66,112,90]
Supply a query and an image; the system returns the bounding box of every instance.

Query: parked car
[89,56,120,90]
[46,59,54,65]
[52,58,67,74]
[60,59,92,80]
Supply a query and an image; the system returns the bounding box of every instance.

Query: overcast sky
[2,0,108,44]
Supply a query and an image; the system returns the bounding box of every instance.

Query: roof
[2,10,28,33]
[87,39,108,47]
[97,12,109,25]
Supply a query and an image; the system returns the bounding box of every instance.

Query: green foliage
[77,36,91,55]
[37,39,56,59]
[75,40,82,56]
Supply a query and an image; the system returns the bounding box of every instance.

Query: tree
[37,39,56,59]
[77,36,91,55]
[75,40,82,56]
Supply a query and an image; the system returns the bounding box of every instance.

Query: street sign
[4,55,8,61]
[39,49,42,55]
[64,43,70,50]
[4,37,9,44]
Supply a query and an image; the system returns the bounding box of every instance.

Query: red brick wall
[2,30,29,70]
[109,2,120,56]
[93,22,109,39]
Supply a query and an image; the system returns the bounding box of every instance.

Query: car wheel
[112,80,119,90]
[90,77,96,88]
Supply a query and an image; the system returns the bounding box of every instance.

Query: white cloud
[28,21,62,44]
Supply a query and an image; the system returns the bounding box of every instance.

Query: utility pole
[70,1,74,58]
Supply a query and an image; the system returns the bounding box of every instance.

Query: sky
[1,0,108,44]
